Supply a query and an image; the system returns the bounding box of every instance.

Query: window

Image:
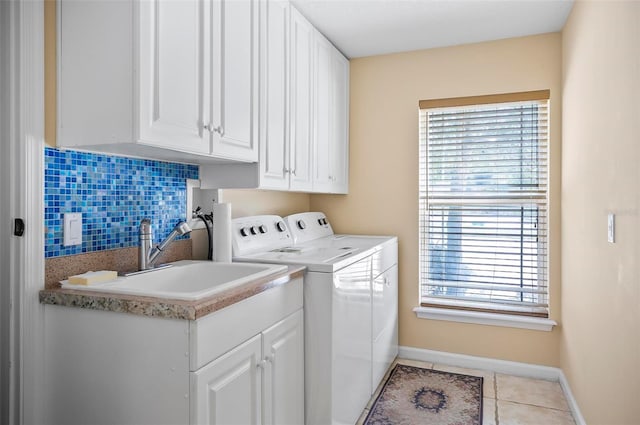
[419,91,549,318]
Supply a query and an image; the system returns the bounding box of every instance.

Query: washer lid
[234,245,362,272]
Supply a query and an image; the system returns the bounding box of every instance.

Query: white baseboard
[558,370,587,425]
[398,346,586,425]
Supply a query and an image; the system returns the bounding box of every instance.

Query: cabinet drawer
[372,239,398,279]
[189,277,303,371]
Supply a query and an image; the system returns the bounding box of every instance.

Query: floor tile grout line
[498,399,573,413]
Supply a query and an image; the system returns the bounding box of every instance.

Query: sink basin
[61,260,288,301]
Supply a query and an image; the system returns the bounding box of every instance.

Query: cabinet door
[288,7,314,192]
[138,0,210,154]
[312,33,334,193]
[329,51,350,194]
[210,0,259,162]
[372,265,398,393]
[191,335,262,425]
[259,0,290,190]
[262,310,304,425]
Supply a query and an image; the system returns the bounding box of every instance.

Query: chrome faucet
[138,218,192,272]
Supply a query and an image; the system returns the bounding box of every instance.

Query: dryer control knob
[240,227,250,237]
[259,225,267,234]
[317,218,323,225]
[250,226,259,235]
[322,218,328,225]
[276,221,286,232]
[297,220,306,230]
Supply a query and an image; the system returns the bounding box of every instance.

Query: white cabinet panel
[191,335,263,425]
[258,1,315,192]
[210,0,259,162]
[288,6,314,191]
[259,0,290,189]
[262,309,304,425]
[58,0,133,146]
[138,0,210,154]
[312,33,334,193]
[329,51,350,194]
[312,32,349,194]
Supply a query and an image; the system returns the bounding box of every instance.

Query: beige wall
[191,189,309,259]
[311,33,563,366]
[561,1,640,423]
[221,189,310,218]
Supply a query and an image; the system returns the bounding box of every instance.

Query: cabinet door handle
[204,124,224,136]
[290,169,296,176]
[284,168,290,174]
[256,359,268,369]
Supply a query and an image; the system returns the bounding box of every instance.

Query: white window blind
[419,91,549,317]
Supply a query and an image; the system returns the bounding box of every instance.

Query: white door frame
[2,0,46,424]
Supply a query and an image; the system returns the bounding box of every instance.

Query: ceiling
[290,0,574,58]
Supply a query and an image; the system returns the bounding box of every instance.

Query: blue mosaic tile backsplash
[44,147,199,258]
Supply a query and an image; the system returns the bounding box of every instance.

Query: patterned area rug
[364,364,483,425]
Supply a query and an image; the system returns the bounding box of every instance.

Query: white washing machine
[231,213,398,425]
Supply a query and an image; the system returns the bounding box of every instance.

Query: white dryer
[231,213,398,425]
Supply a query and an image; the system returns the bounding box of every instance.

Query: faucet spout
[138,219,192,271]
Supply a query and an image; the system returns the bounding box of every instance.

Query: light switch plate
[64,212,82,246]
[607,213,615,243]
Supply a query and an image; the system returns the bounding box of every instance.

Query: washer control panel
[232,215,292,256]
[285,212,333,244]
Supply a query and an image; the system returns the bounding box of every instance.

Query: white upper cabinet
[138,0,210,155]
[312,32,350,194]
[258,1,314,192]
[209,0,259,161]
[329,51,350,194]
[312,33,334,193]
[288,6,315,192]
[58,0,258,164]
[255,2,347,194]
[259,0,291,190]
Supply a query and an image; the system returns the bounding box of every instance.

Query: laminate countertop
[39,265,305,321]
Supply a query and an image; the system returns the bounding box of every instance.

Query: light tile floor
[357,358,576,425]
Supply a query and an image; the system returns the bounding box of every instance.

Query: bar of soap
[67,270,118,286]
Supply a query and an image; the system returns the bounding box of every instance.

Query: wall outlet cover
[607,213,615,243]
[64,212,82,246]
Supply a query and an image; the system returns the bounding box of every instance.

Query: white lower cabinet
[191,310,304,425]
[262,310,305,425]
[43,277,303,425]
[192,335,263,425]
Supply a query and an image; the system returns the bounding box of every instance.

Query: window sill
[413,306,557,331]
